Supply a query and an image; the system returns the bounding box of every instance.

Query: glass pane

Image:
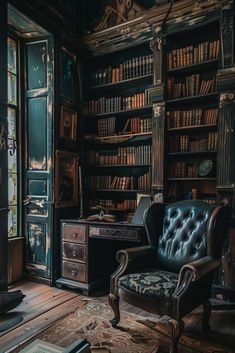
[8,205,17,237]
[28,96,47,170]
[8,139,17,173]
[8,173,17,205]
[8,72,17,105]
[8,206,17,237]
[7,37,17,74]
[27,41,47,90]
[8,107,16,139]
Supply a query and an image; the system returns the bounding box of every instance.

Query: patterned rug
[13,301,233,353]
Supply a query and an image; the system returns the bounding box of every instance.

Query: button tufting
[184,211,190,218]
[182,233,188,241]
[170,209,178,218]
[190,222,196,230]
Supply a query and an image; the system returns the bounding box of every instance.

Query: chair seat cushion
[118,270,178,304]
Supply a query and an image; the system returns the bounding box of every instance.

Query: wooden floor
[0,281,234,353]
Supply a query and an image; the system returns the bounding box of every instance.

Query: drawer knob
[71,269,77,277]
[72,250,77,257]
[73,232,78,239]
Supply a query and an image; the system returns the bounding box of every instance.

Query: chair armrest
[110,245,155,294]
[116,245,155,263]
[172,256,221,319]
[178,255,221,284]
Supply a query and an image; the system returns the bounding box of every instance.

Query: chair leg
[108,293,120,327]
[169,319,184,353]
[202,299,211,331]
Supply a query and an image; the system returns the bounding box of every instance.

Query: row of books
[168,161,203,178]
[87,145,152,165]
[89,176,134,190]
[167,75,215,99]
[138,171,151,191]
[167,39,220,69]
[97,117,115,136]
[87,172,150,191]
[89,199,137,211]
[88,54,153,86]
[96,116,152,137]
[122,117,152,134]
[166,108,218,128]
[168,132,217,152]
[83,93,146,116]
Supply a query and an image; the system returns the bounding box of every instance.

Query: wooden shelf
[89,73,153,90]
[166,92,218,105]
[88,189,148,193]
[168,150,217,156]
[86,164,151,168]
[85,132,152,142]
[168,177,216,181]
[85,105,153,118]
[167,123,217,132]
[167,59,218,75]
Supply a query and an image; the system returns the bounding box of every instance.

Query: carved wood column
[213,0,235,303]
[152,102,165,203]
[217,0,235,211]
[217,92,235,211]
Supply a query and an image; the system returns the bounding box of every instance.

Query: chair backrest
[143,200,231,273]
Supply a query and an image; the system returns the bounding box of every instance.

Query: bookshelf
[83,43,153,219]
[165,20,220,204]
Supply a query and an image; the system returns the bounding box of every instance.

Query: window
[7,36,18,237]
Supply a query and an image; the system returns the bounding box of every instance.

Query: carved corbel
[150,27,166,84]
[153,102,165,118]
[219,91,235,107]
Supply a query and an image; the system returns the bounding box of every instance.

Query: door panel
[27,96,47,170]
[23,37,53,280]
[27,42,47,90]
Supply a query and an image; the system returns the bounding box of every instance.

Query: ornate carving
[150,26,166,52]
[220,91,235,107]
[221,2,234,68]
[0,123,6,151]
[222,12,233,37]
[154,192,163,203]
[153,102,165,118]
[94,0,144,32]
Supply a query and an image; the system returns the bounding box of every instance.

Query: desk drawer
[62,242,86,262]
[62,223,86,243]
[89,225,141,241]
[62,261,86,282]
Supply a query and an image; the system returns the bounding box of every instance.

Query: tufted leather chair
[108,200,231,353]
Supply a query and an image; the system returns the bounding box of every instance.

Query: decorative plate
[198,159,213,176]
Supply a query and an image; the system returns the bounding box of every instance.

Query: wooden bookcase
[80,0,235,301]
[82,43,154,220]
[164,20,220,204]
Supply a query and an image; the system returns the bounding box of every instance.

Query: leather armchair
[108,200,231,353]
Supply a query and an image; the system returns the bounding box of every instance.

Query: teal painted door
[0,0,8,290]
[23,36,54,279]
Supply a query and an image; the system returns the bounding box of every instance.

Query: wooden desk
[56,219,146,295]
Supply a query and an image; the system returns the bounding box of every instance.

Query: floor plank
[0,281,234,353]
